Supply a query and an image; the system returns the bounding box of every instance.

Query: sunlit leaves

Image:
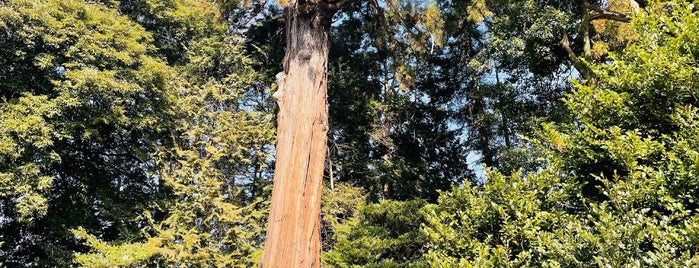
[423,1,699,266]
[0,1,180,265]
[68,1,275,266]
[73,228,160,268]
[0,93,58,222]
[323,192,429,267]
[466,0,492,23]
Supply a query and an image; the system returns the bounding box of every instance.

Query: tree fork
[261,1,349,267]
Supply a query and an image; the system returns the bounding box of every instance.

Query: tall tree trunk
[260,4,336,267]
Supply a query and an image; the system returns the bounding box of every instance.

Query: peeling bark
[260,2,340,267]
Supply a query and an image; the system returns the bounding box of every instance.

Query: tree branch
[317,0,359,12]
[560,33,597,84]
[584,2,631,23]
[635,0,648,9]
[589,13,630,23]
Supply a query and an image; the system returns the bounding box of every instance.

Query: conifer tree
[0,1,177,265]
[71,1,277,266]
[423,2,699,265]
[261,0,447,265]
[0,0,276,266]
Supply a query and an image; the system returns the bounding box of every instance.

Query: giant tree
[260,0,348,266]
[261,0,445,266]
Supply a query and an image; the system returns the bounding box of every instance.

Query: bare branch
[560,33,597,84]
[584,2,631,23]
[317,0,359,12]
[589,13,630,23]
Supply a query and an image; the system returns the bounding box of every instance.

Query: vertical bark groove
[260,4,334,268]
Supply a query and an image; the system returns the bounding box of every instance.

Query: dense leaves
[322,183,428,267]
[73,0,275,266]
[0,0,174,265]
[423,1,699,266]
[0,0,273,266]
[2,0,699,266]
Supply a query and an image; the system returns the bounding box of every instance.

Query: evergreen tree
[423,1,699,265]
[0,1,175,265]
[73,0,276,267]
[260,0,448,265]
[0,0,275,266]
[463,0,643,171]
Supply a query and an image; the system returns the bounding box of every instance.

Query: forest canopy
[1,0,698,267]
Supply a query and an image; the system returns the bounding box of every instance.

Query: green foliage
[323,186,429,268]
[0,0,274,266]
[463,0,647,170]
[485,0,576,76]
[461,0,578,171]
[114,0,230,65]
[322,183,367,234]
[140,75,273,267]
[75,75,274,267]
[73,227,160,267]
[326,1,474,202]
[0,94,58,223]
[423,169,573,267]
[71,0,275,266]
[0,0,176,265]
[423,1,699,266]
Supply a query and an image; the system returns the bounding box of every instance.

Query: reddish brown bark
[260,3,338,267]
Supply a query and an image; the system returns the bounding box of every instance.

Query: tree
[0,1,176,265]
[423,1,699,265]
[259,0,344,266]
[0,0,276,266]
[261,0,448,265]
[70,1,277,267]
[460,0,644,171]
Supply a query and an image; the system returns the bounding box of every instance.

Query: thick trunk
[260,5,333,268]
